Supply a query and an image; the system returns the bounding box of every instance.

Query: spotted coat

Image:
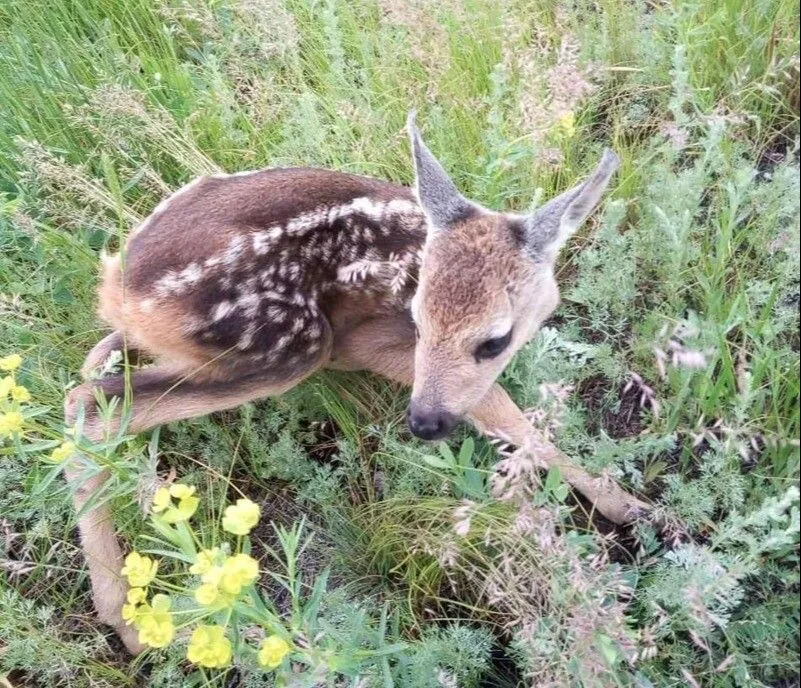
[105,168,427,377]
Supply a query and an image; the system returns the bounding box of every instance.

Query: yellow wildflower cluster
[121,551,159,588]
[151,483,200,523]
[119,486,292,671]
[0,354,28,441]
[187,625,233,668]
[47,440,76,464]
[135,594,176,648]
[0,354,23,372]
[123,589,175,648]
[184,626,290,670]
[119,553,175,649]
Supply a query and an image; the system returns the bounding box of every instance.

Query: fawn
[64,114,648,653]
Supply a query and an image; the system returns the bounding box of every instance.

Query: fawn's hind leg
[64,342,330,653]
[80,330,142,380]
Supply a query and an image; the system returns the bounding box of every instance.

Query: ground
[0,0,799,686]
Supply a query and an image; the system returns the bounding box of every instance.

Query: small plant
[421,438,487,499]
[0,354,29,443]
[118,485,405,683]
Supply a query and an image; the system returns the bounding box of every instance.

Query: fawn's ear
[407,111,476,237]
[523,149,620,261]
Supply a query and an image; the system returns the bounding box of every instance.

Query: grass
[1,0,799,685]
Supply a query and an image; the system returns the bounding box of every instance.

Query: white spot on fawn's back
[155,262,205,296]
[223,235,246,267]
[212,300,237,321]
[275,334,293,349]
[237,292,261,318]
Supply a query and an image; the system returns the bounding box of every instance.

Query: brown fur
[98,254,212,370]
[422,215,529,332]
[411,213,558,416]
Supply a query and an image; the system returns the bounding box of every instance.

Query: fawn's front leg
[330,316,649,524]
[465,384,650,523]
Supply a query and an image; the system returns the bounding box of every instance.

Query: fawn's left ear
[407,111,477,237]
[523,149,620,261]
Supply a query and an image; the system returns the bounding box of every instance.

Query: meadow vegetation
[0,0,799,685]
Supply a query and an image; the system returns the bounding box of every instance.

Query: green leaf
[437,442,456,465]
[136,546,194,564]
[457,437,475,466]
[597,633,619,666]
[545,466,563,494]
[644,459,668,483]
[422,454,453,470]
[301,568,330,626]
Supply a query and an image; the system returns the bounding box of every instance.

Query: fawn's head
[405,114,619,440]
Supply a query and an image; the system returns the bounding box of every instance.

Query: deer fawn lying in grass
[64,114,648,653]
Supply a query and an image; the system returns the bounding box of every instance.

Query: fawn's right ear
[407,111,476,238]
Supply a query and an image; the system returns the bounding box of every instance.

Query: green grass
[1,0,799,685]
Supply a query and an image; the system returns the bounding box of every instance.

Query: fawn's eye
[474,329,512,362]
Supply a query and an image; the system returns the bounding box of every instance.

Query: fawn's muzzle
[406,402,457,441]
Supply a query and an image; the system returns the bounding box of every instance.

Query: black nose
[406,404,457,440]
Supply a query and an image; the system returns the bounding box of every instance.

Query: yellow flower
[193,561,242,608]
[201,565,224,586]
[189,548,220,576]
[121,586,147,625]
[169,483,195,499]
[222,498,260,535]
[152,483,199,523]
[194,583,221,606]
[163,494,199,524]
[0,376,15,398]
[136,594,175,648]
[258,635,291,669]
[151,487,171,513]
[10,385,30,402]
[186,625,232,668]
[219,553,259,596]
[0,354,22,372]
[121,603,139,624]
[121,552,158,588]
[128,587,147,604]
[47,441,75,464]
[555,111,576,139]
[0,411,24,439]
[192,554,260,608]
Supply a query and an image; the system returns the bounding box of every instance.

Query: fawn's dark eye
[474,329,512,362]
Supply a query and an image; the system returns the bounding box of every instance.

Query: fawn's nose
[406,403,457,441]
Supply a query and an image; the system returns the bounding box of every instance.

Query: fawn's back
[99,168,427,375]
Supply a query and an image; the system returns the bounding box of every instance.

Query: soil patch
[578,375,643,439]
